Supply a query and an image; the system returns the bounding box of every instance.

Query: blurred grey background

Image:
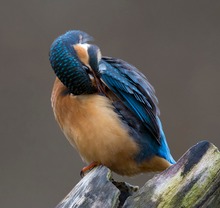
[1,0,220,207]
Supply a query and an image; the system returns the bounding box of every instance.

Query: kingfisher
[49,30,175,176]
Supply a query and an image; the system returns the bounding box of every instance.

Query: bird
[49,30,175,176]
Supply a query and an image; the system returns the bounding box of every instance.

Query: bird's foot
[80,161,101,178]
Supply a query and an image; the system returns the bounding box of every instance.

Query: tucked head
[49,30,102,95]
[73,43,101,76]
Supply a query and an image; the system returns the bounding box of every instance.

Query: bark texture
[56,141,220,208]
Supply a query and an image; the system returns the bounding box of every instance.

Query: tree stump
[55,141,220,208]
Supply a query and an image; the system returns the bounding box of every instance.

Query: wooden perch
[55,141,220,208]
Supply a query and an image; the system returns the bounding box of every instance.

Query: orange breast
[51,78,171,175]
[51,78,141,175]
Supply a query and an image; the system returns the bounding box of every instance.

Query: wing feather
[99,56,161,143]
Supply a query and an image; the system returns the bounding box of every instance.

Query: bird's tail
[157,118,176,164]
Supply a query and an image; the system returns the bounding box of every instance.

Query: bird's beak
[90,68,106,95]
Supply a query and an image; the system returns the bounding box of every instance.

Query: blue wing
[99,56,161,143]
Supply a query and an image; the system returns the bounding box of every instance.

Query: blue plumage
[99,57,175,164]
[100,57,160,141]
[49,31,96,95]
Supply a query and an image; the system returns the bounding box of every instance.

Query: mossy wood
[55,141,220,208]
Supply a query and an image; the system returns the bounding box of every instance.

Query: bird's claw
[80,161,100,178]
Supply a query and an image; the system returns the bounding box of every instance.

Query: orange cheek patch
[73,45,89,66]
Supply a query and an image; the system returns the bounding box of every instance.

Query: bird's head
[49,30,102,95]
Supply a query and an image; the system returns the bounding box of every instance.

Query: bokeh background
[1,1,220,207]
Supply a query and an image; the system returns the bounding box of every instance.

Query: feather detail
[99,57,161,143]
